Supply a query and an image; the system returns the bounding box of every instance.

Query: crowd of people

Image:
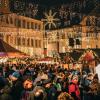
[0,61,100,100]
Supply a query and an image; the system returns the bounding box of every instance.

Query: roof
[0,39,27,57]
[0,39,22,53]
[69,49,84,61]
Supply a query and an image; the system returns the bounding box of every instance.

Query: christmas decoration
[42,10,59,29]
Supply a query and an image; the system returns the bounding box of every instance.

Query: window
[31,22,33,29]
[17,37,21,46]
[6,16,9,24]
[31,39,34,47]
[15,18,17,26]
[37,24,41,30]
[38,25,41,30]
[86,17,91,26]
[0,34,3,39]
[27,22,30,29]
[18,19,21,27]
[0,16,3,22]
[35,40,38,48]
[35,23,37,29]
[27,38,30,46]
[22,38,25,46]
[39,40,41,48]
[10,17,13,24]
[69,38,74,47]
[75,38,81,45]
[23,20,26,28]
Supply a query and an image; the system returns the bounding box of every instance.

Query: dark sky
[9,0,99,30]
[27,0,72,6]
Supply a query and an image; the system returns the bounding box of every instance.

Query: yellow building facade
[0,13,44,57]
[45,15,100,57]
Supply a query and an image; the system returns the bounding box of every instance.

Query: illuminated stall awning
[0,39,28,58]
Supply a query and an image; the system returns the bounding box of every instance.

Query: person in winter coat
[0,85,12,100]
[69,75,80,100]
[9,71,23,100]
[88,74,100,100]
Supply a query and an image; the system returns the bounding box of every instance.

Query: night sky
[9,0,99,30]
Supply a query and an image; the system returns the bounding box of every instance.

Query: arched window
[27,38,30,46]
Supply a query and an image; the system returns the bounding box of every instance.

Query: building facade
[0,0,100,58]
[0,13,44,57]
[45,15,100,57]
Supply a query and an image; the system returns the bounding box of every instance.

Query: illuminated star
[42,10,59,29]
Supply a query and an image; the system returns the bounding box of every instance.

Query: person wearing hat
[9,71,20,82]
[8,71,23,100]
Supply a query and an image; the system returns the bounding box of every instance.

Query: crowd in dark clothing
[0,63,100,100]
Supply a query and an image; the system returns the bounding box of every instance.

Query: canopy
[69,49,84,61]
[0,39,28,58]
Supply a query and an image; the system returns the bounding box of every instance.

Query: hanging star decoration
[42,10,59,29]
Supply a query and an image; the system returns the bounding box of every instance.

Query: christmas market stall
[78,49,100,73]
[37,56,55,64]
[0,39,28,58]
[0,39,29,64]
